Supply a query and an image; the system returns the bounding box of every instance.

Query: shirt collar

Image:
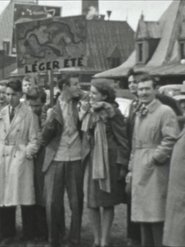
[9,103,21,112]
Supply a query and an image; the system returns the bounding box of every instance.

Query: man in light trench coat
[130,73,179,247]
[0,79,39,241]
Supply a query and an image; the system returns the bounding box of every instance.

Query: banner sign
[15,16,87,74]
[12,4,61,53]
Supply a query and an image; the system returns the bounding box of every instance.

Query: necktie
[10,107,15,122]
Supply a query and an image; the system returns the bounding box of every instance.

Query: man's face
[0,85,6,105]
[128,75,138,95]
[22,79,32,94]
[6,87,22,107]
[29,98,43,116]
[137,80,155,104]
[68,77,81,99]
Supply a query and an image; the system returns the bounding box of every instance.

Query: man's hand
[117,165,127,181]
[26,154,33,160]
[151,157,162,166]
[125,172,132,196]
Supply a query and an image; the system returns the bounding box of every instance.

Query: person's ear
[63,83,70,90]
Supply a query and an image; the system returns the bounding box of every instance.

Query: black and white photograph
[0,0,183,247]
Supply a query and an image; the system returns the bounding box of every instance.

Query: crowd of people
[0,71,184,247]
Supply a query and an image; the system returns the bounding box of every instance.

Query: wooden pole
[48,69,54,106]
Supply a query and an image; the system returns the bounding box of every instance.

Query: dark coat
[83,107,130,207]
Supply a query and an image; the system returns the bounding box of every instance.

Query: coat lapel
[53,100,63,126]
[147,99,161,113]
[5,103,27,138]
[1,106,10,135]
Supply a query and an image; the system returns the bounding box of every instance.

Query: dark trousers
[34,205,48,240]
[0,207,16,238]
[0,205,35,239]
[127,192,141,242]
[44,160,84,246]
[140,222,164,247]
[21,205,36,240]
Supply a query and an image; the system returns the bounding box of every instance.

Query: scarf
[92,119,111,193]
[81,102,115,193]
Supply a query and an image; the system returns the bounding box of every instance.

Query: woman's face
[90,86,106,104]
[128,75,138,95]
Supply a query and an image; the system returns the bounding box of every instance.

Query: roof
[147,0,183,66]
[137,63,185,76]
[95,0,185,78]
[137,20,161,39]
[179,20,185,39]
[85,19,134,71]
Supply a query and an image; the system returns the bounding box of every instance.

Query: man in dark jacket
[42,75,83,247]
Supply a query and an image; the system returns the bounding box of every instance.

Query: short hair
[6,80,22,92]
[128,68,136,77]
[27,86,46,104]
[0,80,8,86]
[22,75,32,82]
[58,74,79,91]
[91,78,116,103]
[22,75,38,86]
[137,72,157,89]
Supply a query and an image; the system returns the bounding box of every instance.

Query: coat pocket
[138,149,155,186]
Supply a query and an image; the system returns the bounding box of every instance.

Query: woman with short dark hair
[81,79,129,247]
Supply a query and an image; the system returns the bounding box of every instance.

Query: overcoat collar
[3,103,27,136]
[146,99,161,113]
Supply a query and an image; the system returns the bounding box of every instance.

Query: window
[3,41,10,55]
[138,42,143,62]
[180,42,185,59]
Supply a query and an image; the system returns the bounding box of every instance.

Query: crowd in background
[0,71,184,247]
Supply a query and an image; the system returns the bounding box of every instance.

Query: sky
[0,0,173,30]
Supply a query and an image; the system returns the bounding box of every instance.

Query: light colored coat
[0,103,39,206]
[163,130,185,246]
[131,99,178,222]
